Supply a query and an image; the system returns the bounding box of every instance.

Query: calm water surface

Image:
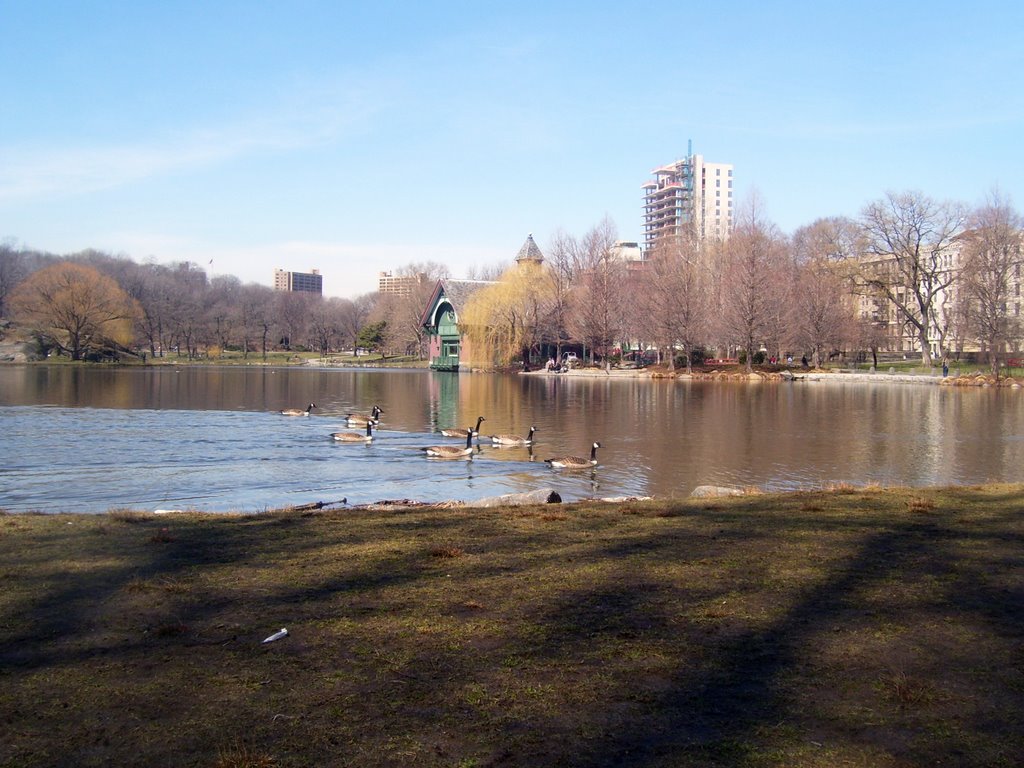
[1,365,1021,513]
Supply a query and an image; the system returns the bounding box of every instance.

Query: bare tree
[791,216,861,265]
[308,296,346,357]
[207,275,243,356]
[854,191,967,366]
[762,249,796,363]
[959,191,1023,376]
[569,217,624,369]
[162,262,208,358]
[0,242,29,319]
[539,229,578,361]
[239,284,275,359]
[791,218,862,367]
[466,261,510,281]
[274,291,313,350]
[717,197,789,372]
[337,294,374,354]
[640,234,709,372]
[790,258,856,367]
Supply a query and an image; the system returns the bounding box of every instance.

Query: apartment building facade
[273,268,323,295]
[378,270,428,296]
[855,237,1023,360]
[642,149,733,252]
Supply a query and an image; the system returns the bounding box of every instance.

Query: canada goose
[331,421,374,443]
[281,402,316,416]
[345,405,383,426]
[488,426,537,446]
[421,429,475,458]
[545,442,602,469]
[441,415,485,438]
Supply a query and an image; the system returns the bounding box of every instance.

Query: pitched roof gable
[419,278,495,328]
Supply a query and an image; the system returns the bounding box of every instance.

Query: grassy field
[1,486,1023,767]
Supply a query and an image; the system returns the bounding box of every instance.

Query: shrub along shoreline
[1,484,1023,767]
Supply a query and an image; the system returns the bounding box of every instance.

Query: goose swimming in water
[281,402,316,417]
[544,442,602,469]
[345,405,383,426]
[488,426,537,446]
[421,429,475,458]
[331,421,374,443]
[441,415,485,438]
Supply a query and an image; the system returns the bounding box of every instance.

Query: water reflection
[0,365,1021,513]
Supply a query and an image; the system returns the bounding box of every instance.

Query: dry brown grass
[106,508,150,523]
[429,545,465,558]
[148,526,175,543]
[213,741,276,768]
[907,496,937,513]
[1,484,1022,768]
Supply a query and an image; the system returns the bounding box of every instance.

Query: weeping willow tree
[460,261,555,367]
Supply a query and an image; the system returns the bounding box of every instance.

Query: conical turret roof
[514,233,544,264]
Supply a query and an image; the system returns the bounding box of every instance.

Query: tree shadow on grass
[507,501,1024,766]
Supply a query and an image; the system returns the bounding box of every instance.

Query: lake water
[0,365,1021,513]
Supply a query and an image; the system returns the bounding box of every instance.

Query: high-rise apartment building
[378,270,427,296]
[642,147,733,252]
[273,268,323,294]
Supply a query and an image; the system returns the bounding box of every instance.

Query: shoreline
[521,366,1021,387]
[3,479,1019,518]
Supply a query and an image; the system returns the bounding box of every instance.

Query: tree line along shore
[3,188,1022,377]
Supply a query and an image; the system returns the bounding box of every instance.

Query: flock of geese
[280,403,601,469]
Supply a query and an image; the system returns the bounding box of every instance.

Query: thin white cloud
[0,83,387,203]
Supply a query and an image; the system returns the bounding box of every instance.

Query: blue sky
[2,1,1022,298]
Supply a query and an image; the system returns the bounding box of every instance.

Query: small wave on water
[0,406,643,513]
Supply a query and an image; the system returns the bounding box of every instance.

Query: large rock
[0,342,35,363]
[470,489,562,507]
[690,485,745,498]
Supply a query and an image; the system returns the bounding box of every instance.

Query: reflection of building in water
[427,369,461,433]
